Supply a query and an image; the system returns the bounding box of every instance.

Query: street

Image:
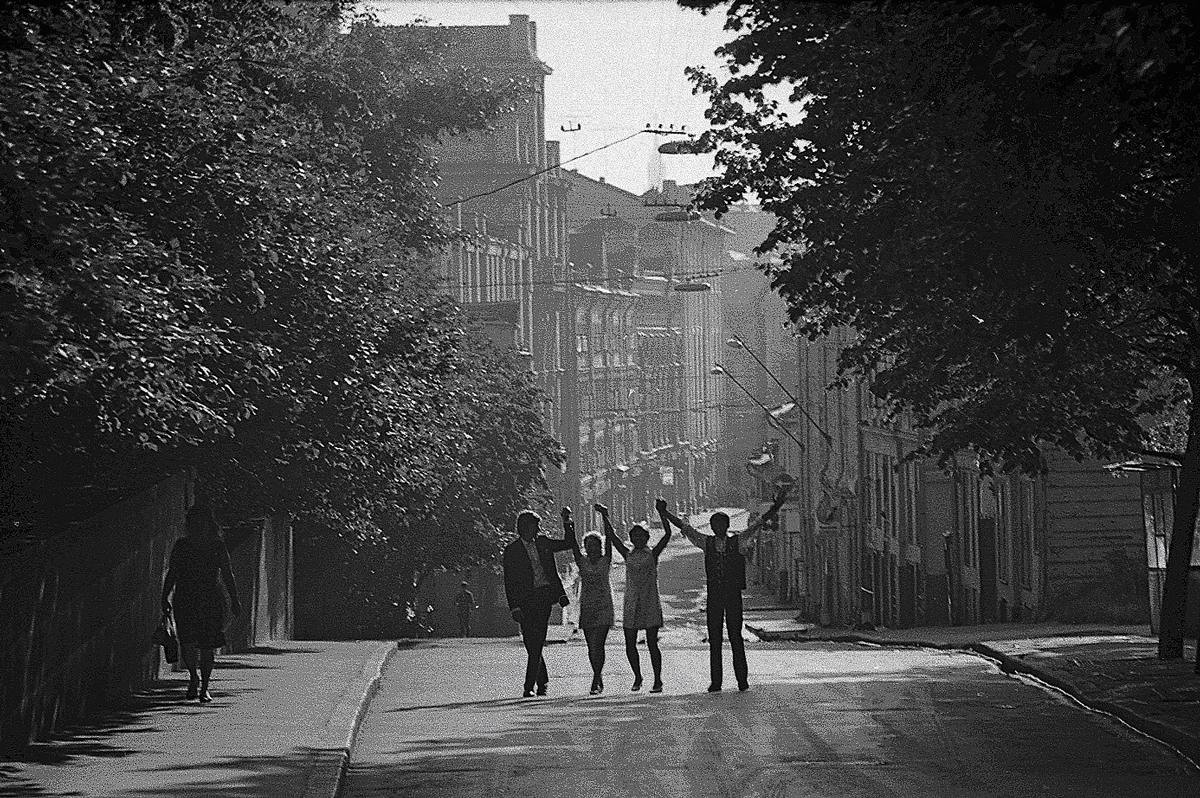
[342,541,1198,797]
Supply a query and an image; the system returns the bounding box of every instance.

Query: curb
[965,641,1200,770]
[745,624,1199,769]
[302,641,398,798]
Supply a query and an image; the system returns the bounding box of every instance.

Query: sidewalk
[0,640,395,798]
[743,615,1200,765]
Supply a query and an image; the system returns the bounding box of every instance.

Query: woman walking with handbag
[161,506,242,702]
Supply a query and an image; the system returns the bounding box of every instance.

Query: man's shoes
[535,684,548,696]
[522,688,536,698]
[707,683,722,692]
[737,682,750,692]
[186,678,199,701]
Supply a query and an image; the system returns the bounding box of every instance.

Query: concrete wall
[222,515,294,652]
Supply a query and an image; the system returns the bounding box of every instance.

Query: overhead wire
[436,262,770,293]
[441,127,688,209]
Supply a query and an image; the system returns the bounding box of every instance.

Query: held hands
[593,503,609,516]
[561,506,572,523]
[161,599,172,616]
[654,497,668,514]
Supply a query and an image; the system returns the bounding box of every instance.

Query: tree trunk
[1159,392,1200,659]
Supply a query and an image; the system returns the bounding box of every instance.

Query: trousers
[706,587,747,688]
[518,586,553,691]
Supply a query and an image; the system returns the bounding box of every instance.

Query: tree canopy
[682,2,1200,655]
[2,0,560,571]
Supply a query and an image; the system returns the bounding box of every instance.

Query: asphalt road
[343,534,1198,797]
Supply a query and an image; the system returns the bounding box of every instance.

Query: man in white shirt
[658,487,788,691]
[502,509,573,697]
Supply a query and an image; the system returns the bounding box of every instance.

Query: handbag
[152,610,179,664]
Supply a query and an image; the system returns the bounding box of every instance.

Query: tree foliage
[1,0,560,570]
[683,1,1200,654]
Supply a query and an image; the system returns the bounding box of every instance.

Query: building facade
[416,15,571,454]
[741,319,1147,629]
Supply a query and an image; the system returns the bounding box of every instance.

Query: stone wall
[0,474,189,749]
[0,476,293,749]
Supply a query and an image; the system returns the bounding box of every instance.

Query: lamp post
[710,363,807,454]
[725,332,832,446]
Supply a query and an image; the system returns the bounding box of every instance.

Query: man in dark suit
[503,508,572,697]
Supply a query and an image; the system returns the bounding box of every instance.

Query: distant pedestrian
[601,502,672,693]
[161,506,242,703]
[455,581,476,637]
[659,489,788,692]
[567,507,615,694]
[502,509,572,697]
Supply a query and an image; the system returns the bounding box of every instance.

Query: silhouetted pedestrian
[161,506,242,703]
[502,509,572,697]
[659,489,787,692]
[455,581,476,637]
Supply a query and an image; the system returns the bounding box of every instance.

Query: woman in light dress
[597,503,672,693]
[567,507,615,694]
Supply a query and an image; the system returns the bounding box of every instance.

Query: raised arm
[658,498,705,550]
[596,504,629,558]
[547,510,576,554]
[652,511,673,557]
[742,486,790,546]
[563,507,582,562]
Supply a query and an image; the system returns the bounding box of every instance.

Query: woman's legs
[624,628,643,689]
[584,627,608,676]
[584,626,609,692]
[646,626,663,690]
[198,648,215,702]
[180,644,200,698]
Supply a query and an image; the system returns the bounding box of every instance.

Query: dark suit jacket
[503,535,571,611]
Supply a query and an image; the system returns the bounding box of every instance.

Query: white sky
[365,0,733,195]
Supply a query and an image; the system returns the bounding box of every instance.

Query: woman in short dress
[161,506,242,702]
[567,506,615,694]
[599,503,672,693]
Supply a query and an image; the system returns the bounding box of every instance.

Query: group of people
[159,491,787,703]
[502,490,788,698]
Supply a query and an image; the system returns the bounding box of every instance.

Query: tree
[1,0,560,585]
[681,2,1200,657]
[293,329,562,638]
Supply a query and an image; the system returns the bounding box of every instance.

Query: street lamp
[654,210,702,223]
[725,332,832,445]
[711,363,807,453]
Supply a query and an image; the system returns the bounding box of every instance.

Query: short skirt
[173,596,227,649]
